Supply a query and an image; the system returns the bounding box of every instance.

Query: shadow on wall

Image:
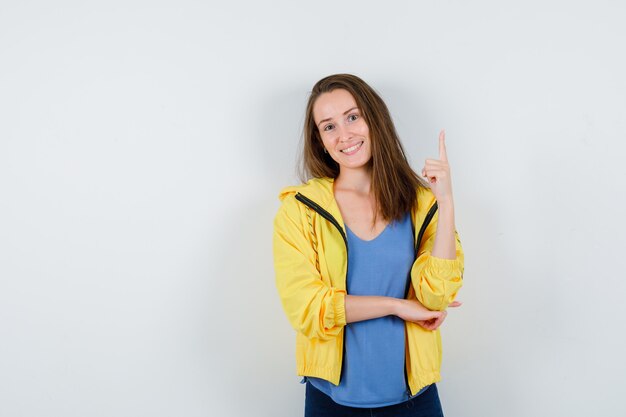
[258,83,312,185]
[203,84,314,416]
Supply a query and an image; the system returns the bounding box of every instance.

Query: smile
[340,141,364,155]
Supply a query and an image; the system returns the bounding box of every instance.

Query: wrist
[436,201,456,224]
[390,298,403,316]
[436,197,454,210]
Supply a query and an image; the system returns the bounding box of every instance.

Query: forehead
[313,89,358,123]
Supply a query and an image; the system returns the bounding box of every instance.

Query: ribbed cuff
[330,290,346,328]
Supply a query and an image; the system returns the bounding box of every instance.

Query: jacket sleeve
[272,197,347,341]
[410,200,465,311]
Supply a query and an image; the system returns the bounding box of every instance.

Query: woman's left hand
[415,301,462,331]
[421,130,454,204]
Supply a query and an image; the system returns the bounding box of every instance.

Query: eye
[347,113,359,122]
[323,124,334,132]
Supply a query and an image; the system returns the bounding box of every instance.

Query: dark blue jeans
[304,381,445,417]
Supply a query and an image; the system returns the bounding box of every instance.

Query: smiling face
[312,89,372,174]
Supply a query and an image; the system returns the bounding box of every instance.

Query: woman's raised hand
[421,130,454,204]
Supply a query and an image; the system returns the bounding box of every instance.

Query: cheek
[320,132,336,147]
[357,121,370,137]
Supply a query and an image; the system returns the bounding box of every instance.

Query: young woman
[273,74,464,417]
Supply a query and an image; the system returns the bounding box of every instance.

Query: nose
[336,123,352,142]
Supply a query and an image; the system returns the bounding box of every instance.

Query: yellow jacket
[272,177,464,395]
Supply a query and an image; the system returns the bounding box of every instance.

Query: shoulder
[274,177,331,221]
[410,185,438,222]
[416,185,437,211]
[277,177,333,199]
[276,177,335,208]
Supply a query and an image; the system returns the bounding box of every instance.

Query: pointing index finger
[439,129,448,162]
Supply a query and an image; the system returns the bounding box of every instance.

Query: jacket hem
[297,365,341,386]
[408,371,441,396]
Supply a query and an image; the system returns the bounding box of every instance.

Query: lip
[340,141,364,156]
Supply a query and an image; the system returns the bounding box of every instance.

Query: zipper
[294,192,349,381]
[403,201,439,399]
[295,192,348,248]
[405,201,439,298]
[415,202,439,256]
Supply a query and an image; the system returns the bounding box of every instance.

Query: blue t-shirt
[308,212,429,407]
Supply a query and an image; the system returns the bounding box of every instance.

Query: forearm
[431,199,457,260]
[344,295,398,324]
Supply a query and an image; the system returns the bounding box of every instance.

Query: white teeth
[341,142,362,153]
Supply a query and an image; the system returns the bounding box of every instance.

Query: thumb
[448,301,463,308]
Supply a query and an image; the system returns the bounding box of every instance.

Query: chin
[341,158,371,171]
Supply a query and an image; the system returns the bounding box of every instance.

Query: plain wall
[1,1,625,416]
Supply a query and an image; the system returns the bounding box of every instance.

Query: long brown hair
[300,73,428,222]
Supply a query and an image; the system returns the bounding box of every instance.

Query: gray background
[1,1,625,416]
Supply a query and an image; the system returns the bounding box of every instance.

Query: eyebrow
[317,107,359,128]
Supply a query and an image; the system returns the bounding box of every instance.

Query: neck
[335,166,372,194]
